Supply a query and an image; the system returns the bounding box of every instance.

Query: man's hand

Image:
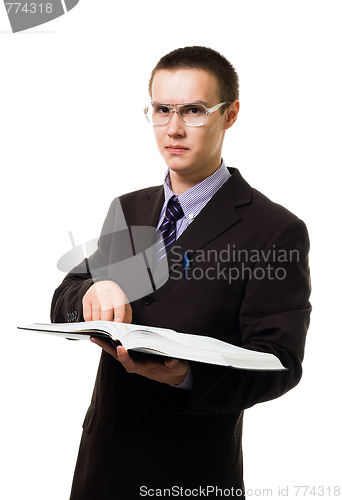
[90,337,189,386]
[82,280,132,323]
[84,281,188,385]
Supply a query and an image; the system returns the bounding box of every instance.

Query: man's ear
[224,100,240,130]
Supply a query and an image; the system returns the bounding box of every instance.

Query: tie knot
[165,195,184,222]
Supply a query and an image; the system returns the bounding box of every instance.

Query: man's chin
[165,157,194,173]
[167,164,193,176]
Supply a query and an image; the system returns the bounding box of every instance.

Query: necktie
[154,195,184,262]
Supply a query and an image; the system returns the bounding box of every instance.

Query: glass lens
[150,104,171,125]
[179,104,207,125]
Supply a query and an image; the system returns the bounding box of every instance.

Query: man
[51,46,311,499]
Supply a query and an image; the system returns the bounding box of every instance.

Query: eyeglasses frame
[144,101,229,127]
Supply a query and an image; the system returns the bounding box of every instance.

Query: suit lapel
[124,185,165,228]
[122,186,165,256]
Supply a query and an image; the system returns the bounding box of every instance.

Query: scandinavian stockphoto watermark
[169,244,300,283]
[3,0,79,32]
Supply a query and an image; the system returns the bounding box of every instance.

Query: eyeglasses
[144,101,228,127]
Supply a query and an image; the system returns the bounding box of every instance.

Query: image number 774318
[3,0,79,32]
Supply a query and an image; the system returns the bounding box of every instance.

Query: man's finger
[116,346,136,372]
[82,296,92,321]
[83,307,91,321]
[101,307,115,321]
[163,358,188,375]
[90,337,119,360]
[89,298,101,321]
[163,358,178,369]
[113,304,126,323]
[90,306,100,321]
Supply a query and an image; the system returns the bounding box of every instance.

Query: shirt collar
[162,159,231,222]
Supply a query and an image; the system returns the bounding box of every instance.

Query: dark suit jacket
[51,168,311,500]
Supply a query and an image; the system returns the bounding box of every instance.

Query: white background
[1,1,341,498]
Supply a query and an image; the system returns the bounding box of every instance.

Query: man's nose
[167,110,185,136]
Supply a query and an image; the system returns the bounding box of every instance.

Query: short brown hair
[148,46,239,110]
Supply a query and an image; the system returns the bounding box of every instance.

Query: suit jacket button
[143,295,153,305]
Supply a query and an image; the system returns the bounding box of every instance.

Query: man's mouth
[166,145,189,154]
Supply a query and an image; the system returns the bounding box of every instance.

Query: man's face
[150,68,237,186]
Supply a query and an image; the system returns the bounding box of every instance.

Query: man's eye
[182,105,204,114]
[155,106,170,114]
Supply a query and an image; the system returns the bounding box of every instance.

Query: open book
[18,321,286,371]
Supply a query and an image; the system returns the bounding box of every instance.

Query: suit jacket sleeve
[166,217,311,416]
